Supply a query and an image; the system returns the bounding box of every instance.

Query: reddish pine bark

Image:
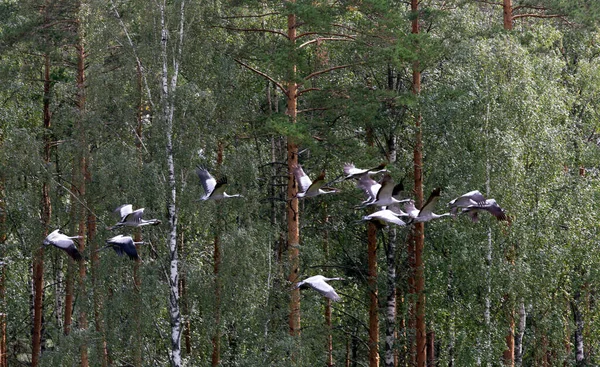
[325,299,333,367]
[411,1,426,365]
[287,10,301,338]
[503,0,513,30]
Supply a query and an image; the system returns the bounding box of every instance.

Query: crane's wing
[114,204,133,219]
[483,199,508,221]
[357,175,379,201]
[367,210,406,227]
[292,164,312,194]
[305,171,327,196]
[47,235,83,261]
[211,176,229,197]
[311,281,341,302]
[196,166,217,198]
[404,200,419,218]
[449,190,486,212]
[375,174,394,201]
[419,188,441,216]
[343,163,360,177]
[127,208,145,224]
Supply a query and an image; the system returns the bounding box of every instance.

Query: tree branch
[220,12,280,19]
[296,87,321,97]
[512,13,565,20]
[296,31,355,40]
[234,59,289,97]
[299,37,355,48]
[219,26,288,39]
[303,63,361,81]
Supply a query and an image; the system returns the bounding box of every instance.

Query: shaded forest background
[2,0,600,366]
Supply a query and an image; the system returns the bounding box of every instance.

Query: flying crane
[43,229,84,261]
[196,166,242,200]
[295,275,344,302]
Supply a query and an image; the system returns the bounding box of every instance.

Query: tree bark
[572,291,585,366]
[411,1,426,365]
[287,9,301,339]
[160,1,186,365]
[384,228,396,367]
[367,222,379,367]
[514,302,526,366]
[426,331,434,367]
[325,299,333,367]
[503,0,513,30]
[0,162,7,367]
[212,143,224,367]
[503,310,514,366]
[32,52,52,367]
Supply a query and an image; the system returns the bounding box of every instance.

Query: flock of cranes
[42,162,508,303]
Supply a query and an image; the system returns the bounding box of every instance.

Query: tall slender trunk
[572,291,585,366]
[212,143,224,367]
[384,228,397,367]
[32,52,52,367]
[514,302,526,366]
[411,1,426,365]
[367,222,379,367]
[0,162,7,367]
[426,331,434,367]
[503,310,514,366]
[287,9,301,339]
[179,232,192,355]
[75,20,89,365]
[161,2,185,365]
[325,299,333,367]
[503,0,513,30]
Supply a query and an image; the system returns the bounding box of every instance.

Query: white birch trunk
[384,227,397,367]
[514,302,526,366]
[159,1,185,365]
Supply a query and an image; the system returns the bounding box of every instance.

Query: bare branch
[219,26,288,39]
[296,87,321,97]
[234,59,289,97]
[472,0,503,6]
[298,37,355,48]
[512,13,565,20]
[296,31,356,40]
[298,107,330,113]
[303,63,361,81]
[220,12,280,19]
[110,0,155,108]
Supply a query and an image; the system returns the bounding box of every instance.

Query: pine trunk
[0,166,7,367]
[287,10,301,339]
[212,143,224,367]
[368,222,379,367]
[325,299,333,367]
[32,52,52,367]
[411,1,426,365]
[503,0,513,30]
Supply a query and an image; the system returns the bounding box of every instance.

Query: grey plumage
[295,275,344,302]
[43,229,84,261]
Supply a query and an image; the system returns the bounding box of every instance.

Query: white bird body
[196,166,242,201]
[295,275,344,302]
[343,163,388,180]
[448,190,487,215]
[362,174,409,208]
[101,235,144,261]
[43,229,84,261]
[292,164,337,198]
[362,209,407,227]
[404,188,451,223]
[109,204,161,230]
[356,175,381,205]
[462,199,508,222]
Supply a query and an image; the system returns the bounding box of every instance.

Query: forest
[2,0,600,366]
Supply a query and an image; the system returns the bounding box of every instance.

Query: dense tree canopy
[2,0,600,366]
